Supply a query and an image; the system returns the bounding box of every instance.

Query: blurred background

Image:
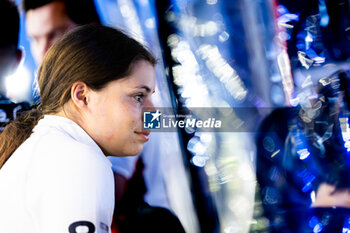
[8,0,350,232]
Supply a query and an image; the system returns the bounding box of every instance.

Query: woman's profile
[0,24,156,233]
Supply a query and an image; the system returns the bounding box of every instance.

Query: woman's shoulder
[23,130,113,193]
[23,127,111,177]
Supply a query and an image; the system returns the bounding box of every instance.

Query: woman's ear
[71,82,89,109]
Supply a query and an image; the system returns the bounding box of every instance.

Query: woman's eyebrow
[135,85,154,93]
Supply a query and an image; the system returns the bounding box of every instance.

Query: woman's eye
[135,94,145,104]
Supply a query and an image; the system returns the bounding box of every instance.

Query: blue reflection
[318,0,329,27]
[343,217,350,233]
[309,216,324,233]
[298,169,316,193]
[294,130,311,160]
[309,216,319,228]
[314,223,324,233]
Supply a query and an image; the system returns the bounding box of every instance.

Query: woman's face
[85,60,156,156]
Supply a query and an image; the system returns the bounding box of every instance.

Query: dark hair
[0,24,156,168]
[0,0,20,48]
[23,0,101,25]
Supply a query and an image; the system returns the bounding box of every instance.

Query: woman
[0,24,156,233]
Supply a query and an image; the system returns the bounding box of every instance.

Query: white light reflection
[277,50,294,103]
[206,0,218,5]
[218,31,230,42]
[237,163,255,181]
[117,0,145,44]
[120,4,131,17]
[175,41,197,64]
[339,117,350,151]
[188,133,214,168]
[137,0,148,6]
[228,195,251,222]
[301,75,313,89]
[205,162,220,192]
[187,137,201,153]
[188,136,210,167]
[277,11,299,25]
[144,18,155,29]
[191,155,208,167]
[178,15,197,34]
[197,132,213,145]
[5,66,31,102]
[289,97,300,107]
[197,44,247,101]
[193,141,207,155]
[305,32,313,48]
[313,223,324,233]
[194,21,219,37]
[297,148,310,160]
[168,35,212,107]
[310,190,316,203]
[298,51,314,69]
[167,8,255,233]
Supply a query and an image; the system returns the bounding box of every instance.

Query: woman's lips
[135,131,150,141]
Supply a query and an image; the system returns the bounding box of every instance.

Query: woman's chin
[110,146,143,157]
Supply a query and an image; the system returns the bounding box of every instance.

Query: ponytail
[0,108,42,168]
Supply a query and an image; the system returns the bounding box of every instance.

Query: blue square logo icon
[143,110,161,129]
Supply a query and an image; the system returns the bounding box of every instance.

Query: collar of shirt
[33,115,110,165]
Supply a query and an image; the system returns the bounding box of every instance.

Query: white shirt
[0,115,114,233]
